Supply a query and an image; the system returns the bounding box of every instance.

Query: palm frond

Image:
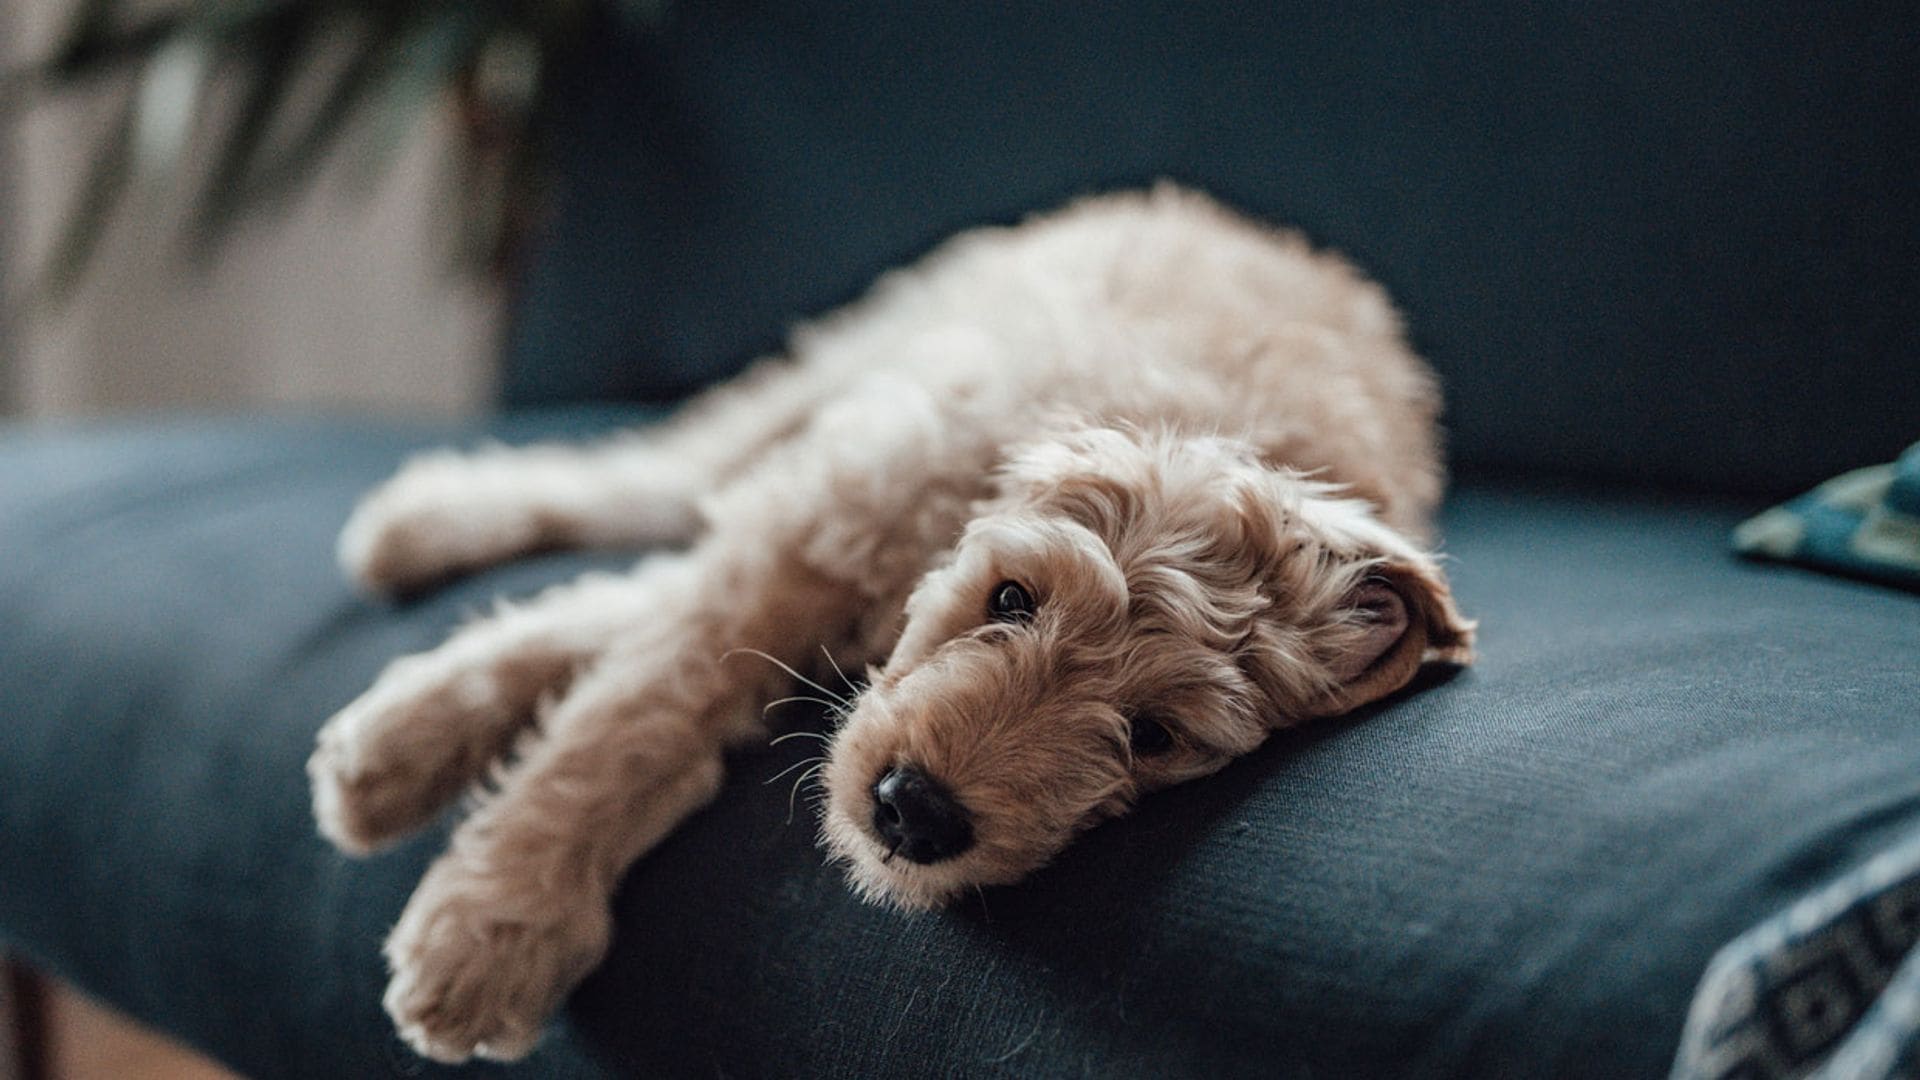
[5,0,668,309]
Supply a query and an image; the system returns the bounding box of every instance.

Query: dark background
[506,1,1920,498]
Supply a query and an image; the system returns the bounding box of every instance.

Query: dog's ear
[1228,464,1475,723]
[1311,555,1474,718]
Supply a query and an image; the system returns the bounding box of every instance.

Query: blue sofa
[4,5,1917,1077]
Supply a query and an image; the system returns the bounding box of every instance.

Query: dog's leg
[309,570,669,854]
[376,539,852,1063]
[368,366,982,1062]
[340,358,846,595]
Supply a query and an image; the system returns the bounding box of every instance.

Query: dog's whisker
[784,762,828,825]
[767,728,832,746]
[763,755,828,786]
[722,647,851,708]
[820,645,863,697]
[762,695,846,720]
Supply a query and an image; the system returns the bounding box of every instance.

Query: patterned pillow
[1734,441,1920,592]
[1672,828,1920,1080]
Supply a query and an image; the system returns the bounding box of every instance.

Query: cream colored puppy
[310,184,1475,1063]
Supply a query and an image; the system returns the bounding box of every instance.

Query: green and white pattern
[1735,442,1920,592]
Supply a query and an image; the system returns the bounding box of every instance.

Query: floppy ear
[1312,556,1475,717]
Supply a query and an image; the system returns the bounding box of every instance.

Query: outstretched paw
[337,451,545,596]
[309,654,512,855]
[382,859,611,1064]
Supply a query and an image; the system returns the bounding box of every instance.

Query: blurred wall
[0,2,16,417]
[5,1,500,420]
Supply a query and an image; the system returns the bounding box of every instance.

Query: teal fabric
[4,414,1919,1078]
[1734,442,1920,592]
[505,1,1920,497]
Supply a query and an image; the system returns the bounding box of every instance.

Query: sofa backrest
[503,2,1919,497]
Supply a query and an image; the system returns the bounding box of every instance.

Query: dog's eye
[1128,714,1174,756]
[987,580,1037,623]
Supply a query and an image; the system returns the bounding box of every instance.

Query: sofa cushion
[2,413,1918,1078]
[505,1,1920,497]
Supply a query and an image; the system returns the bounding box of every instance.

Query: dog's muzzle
[870,765,974,864]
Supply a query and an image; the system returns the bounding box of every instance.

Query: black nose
[871,765,974,864]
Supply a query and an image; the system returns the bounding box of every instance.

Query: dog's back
[784,183,1446,538]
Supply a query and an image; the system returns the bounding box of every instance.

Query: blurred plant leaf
[133,33,213,184]
[52,0,163,76]
[38,93,138,306]
[246,7,406,203]
[191,4,312,248]
[346,5,494,193]
[5,0,673,311]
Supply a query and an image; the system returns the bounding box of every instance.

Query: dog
[308,183,1475,1063]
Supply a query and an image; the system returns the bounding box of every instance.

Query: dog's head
[819,425,1474,909]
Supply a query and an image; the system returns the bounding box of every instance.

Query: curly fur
[308,184,1475,1062]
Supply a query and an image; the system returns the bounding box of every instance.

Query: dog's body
[310,185,1474,1063]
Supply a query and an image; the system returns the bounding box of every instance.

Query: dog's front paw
[338,452,542,596]
[309,655,491,855]
[309,714,440,857]
[383,858,612,1064]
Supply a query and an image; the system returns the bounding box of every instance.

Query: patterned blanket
[1673,832,1920,1079]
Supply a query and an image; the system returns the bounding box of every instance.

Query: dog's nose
[871,765,974,864]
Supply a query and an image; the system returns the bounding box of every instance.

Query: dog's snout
[870,765,974,864]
